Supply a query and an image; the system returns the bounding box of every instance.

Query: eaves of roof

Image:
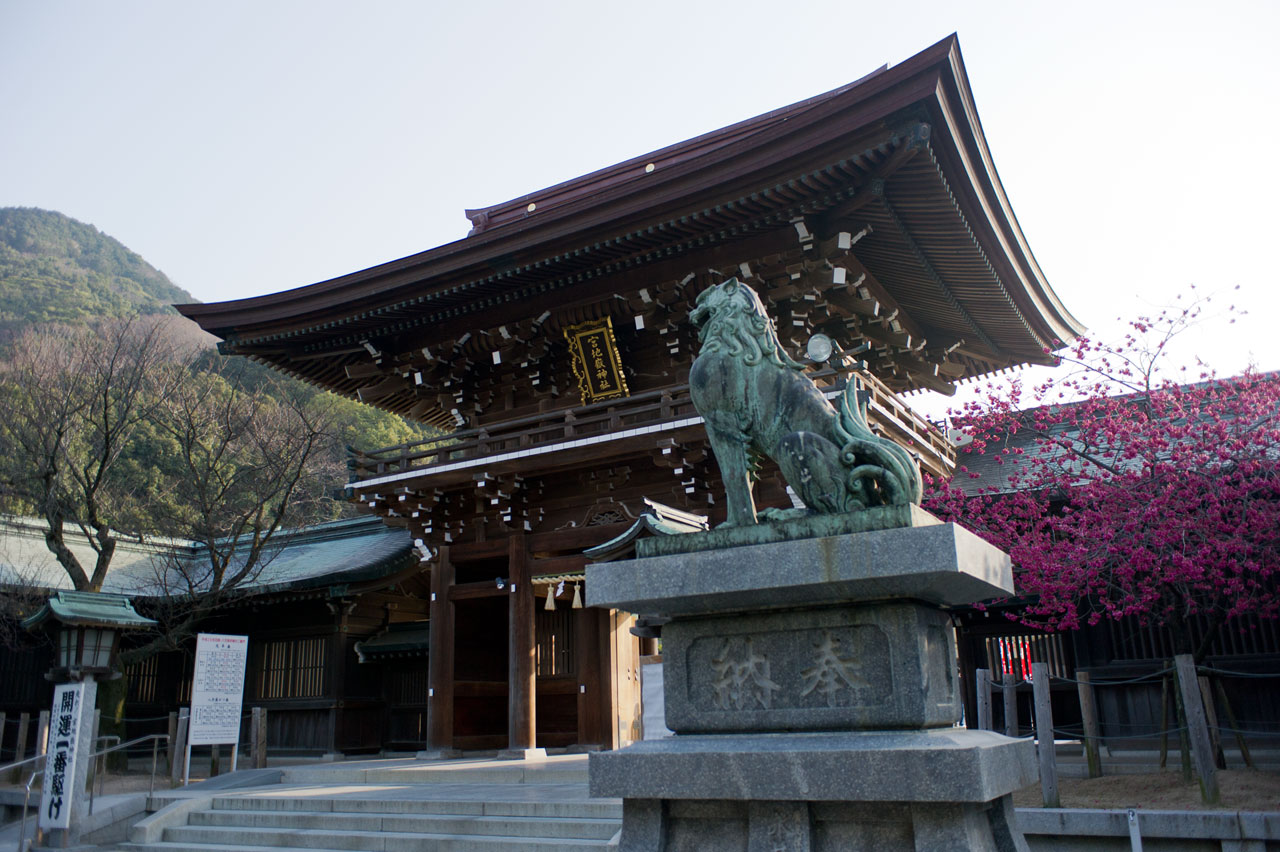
[175,35,1083,359]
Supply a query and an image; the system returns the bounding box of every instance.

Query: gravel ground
[1013,768,1280,811]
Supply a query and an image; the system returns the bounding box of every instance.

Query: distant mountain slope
[0,207,437,458]
[0,207,195,332]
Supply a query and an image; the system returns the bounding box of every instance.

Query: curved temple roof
[178,36,1082,410]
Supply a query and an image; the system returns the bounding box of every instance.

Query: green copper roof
[0,515,416,598]
[22,590,157,631]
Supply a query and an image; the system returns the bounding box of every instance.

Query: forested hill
[0,207,194,333]
[0,206,435,461]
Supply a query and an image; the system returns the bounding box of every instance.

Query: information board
[39,682,85,830]
[188,633,248,746]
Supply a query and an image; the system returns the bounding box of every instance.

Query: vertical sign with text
[39,682,84,830]
[188,633,248,746]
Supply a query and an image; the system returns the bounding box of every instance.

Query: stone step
[211,793,622,820]
[126,839,371,844]
[141,823,614,851]
[189,807,622,839]
[127,756,618,852]
[279,760,589,786]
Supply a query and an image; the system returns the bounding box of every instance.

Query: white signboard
[188,633,248,746]
[39,682,85,830]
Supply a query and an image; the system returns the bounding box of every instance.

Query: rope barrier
[1050,725,1189,740]
[1046,669,1174,687]
[1210,724,1280,739]
[1197,666,1280,679]
[114,715,174,723]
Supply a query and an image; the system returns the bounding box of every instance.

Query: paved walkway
[4,746,1276,849]
[2,753,610,850]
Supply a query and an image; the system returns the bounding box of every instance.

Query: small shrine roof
[22,590,157,631]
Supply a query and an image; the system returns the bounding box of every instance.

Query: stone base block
[613,795,1029,852]
[415,748,462,760]
[495,747,547,761]
[589,729,1036,803]
[588,521,1014,617]
[663,602,960,732]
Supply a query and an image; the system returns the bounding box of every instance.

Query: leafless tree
[0,317,182,592]
[126,358,343,658]
[0,320,343,658]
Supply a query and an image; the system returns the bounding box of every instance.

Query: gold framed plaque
[564,317,630,404]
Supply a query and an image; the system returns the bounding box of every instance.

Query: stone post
[975,668,992,731]
[170,708,189,787]
[34,710,50,783]
[43,677,98,849]
[588,512,1036,851]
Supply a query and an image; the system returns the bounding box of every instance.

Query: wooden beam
[530,554,588,577]
[448,580,508,601]
[344,362,387,380]
[450,539,511,562]
[357,375,410,403]
[816,122,929,230]
[529,522,628,554]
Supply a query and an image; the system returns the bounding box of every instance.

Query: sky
[3,1,1279,412]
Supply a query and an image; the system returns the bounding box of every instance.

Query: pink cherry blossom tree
[925,293,1280,660]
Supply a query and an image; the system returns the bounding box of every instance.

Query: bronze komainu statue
[688,278,922,526]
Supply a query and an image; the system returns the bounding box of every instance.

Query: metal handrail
[0,753,46,776]
[88,733,169,814]
[18,768,42,852]
[16,733,170,852]
[88,734,120,790]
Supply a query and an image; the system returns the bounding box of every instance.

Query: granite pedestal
[587,513,1036,851]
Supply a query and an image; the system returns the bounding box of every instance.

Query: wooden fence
[974,655,1275,806]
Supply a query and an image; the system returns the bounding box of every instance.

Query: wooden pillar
[955,626,979,733]
[326,599,352,758]
[1076,672,1103,778]
[11,713,29,783]
[601,610,621,750]
[1031,662,1059,808]
[1174,654,1220,804]
[504,534,539,756]
[251,707,268,769]
[422,547,458,758]
[1002,676,1019,737]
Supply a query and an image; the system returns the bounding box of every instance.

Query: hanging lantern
[572,583,583,609]
[544,583,557,611]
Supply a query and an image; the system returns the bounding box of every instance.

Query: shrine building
[176,35,1084,756]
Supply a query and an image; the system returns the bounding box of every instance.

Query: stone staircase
[124,755,621,851]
